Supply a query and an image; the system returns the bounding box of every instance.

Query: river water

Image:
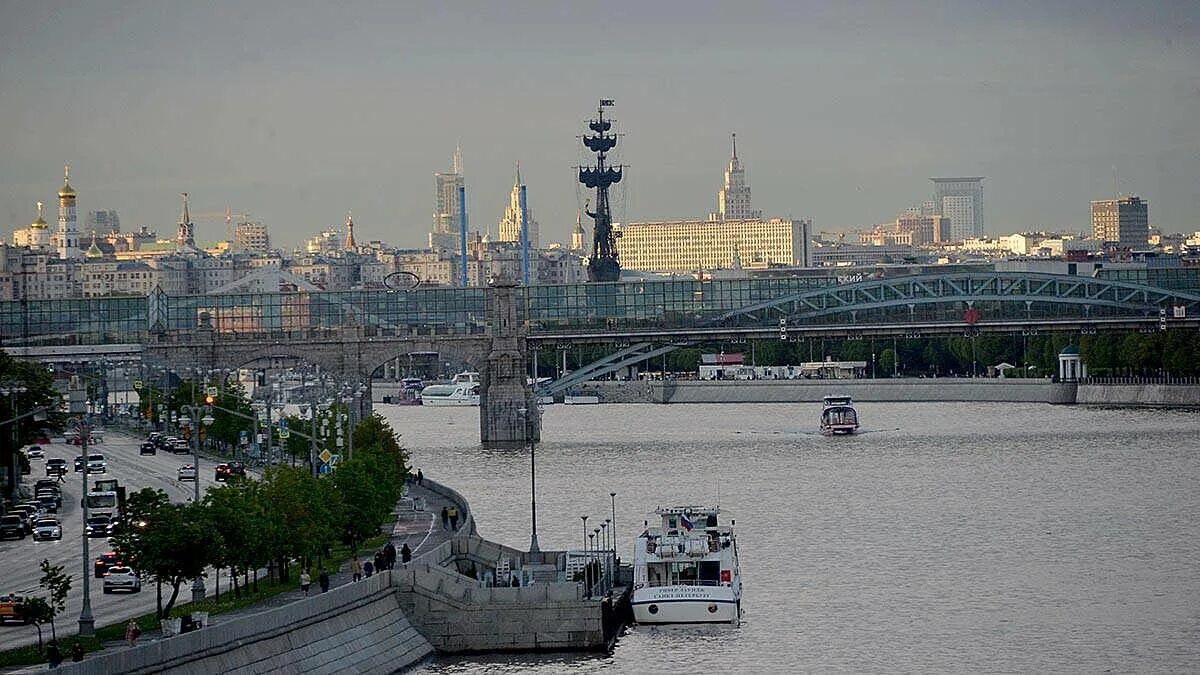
[381,402,1200,673]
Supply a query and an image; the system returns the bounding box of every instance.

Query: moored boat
[631,506,742,624]
[419,372,480,407]
[820,395,859,435]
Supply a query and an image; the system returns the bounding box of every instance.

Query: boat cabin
[635,506,736,589]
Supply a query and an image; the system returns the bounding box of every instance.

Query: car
[32,518,62,541]
[36,494,60,513]
[35,478,59,491]
[10,505,39,533]
[74,455,85,472]
[0,515,25,540]
[94,551,121,578]
[102,566,141,593]
[52,459,68,475]
[139,442,157,456]
[214,462,246,481]
[0,595,29,624]
[177,464,197,481]
[86,453,107,474]
[172,440,190,454]
[25,445,44,460]
[85,515,112,538]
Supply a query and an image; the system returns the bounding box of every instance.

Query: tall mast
[579,99,623,282]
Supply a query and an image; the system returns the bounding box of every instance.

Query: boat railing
[638,578,727,589]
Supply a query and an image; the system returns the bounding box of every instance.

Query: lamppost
[609,492,617,561]
[65,377,96,637]
[180,404,213,601]
[517,407,539,552]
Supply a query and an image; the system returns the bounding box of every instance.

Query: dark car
[45,459,68,477]
[214,462,247,481]
[74,455,85,472]
[94,551,121,578]
[36,494,60,513]
[139,442,157,456]
[85,515,112,538]
[0,515,25,540]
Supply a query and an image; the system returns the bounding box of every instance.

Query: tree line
[542,329,1200,378]
[110,415,409,619]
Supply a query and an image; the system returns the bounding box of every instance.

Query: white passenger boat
[419,372,480,407]
[820,395,859,435]
[631,506,742,624]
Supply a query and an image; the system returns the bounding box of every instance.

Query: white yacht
[820,395,859,435]
[419,372,480,407]
[631,506,742,624]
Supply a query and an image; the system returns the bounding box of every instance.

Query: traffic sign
[133,380,144,390]
[318,464,332,475]
[206,386,219,397]
[329,454,341,466]
[318,449,333,463]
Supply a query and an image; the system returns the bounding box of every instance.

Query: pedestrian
[416,468,423,485]
[46,641,62,669]
[448,506,459,531]
[384,542,397,570]
[318,569,330,593]
[125,619,141,647]
[440,505,449,530]
[400,542,412,564]
[351,554,363,582]
[364,559,374,578]
[373,550,385,575]
[70,642,84,662]
[300,569,311,597]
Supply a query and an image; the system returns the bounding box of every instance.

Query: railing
[581,549,617,599]
[638,578,727,588]
[1081,376,1200,385]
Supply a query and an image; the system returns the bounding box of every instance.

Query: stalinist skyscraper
[498,162,539,249]
[711,134,761,221]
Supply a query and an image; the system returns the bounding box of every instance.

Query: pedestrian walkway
[3,475,470,672]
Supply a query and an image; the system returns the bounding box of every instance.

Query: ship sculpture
[579,99,624,282]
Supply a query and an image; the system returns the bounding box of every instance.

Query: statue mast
[579,99,623,282]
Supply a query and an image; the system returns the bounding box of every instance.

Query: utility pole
[70,377,95,637]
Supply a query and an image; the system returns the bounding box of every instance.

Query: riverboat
[631,506,742,624]
[395,377,424,405]
[820,395,859,435]
[419,372,480,407]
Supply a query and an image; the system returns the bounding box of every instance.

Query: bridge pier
[480,275,540,448]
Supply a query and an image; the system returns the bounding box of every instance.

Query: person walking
[351,554,363,582]
[318,569,330,593]
[400,542,412,564]
[70,642,84,662]
[46,641,62,669]
[363,559,374,578]
[448,506,459,531]
[300,570,311,597]
[384,542,397,570]
[416,468,423,485]
[440,506,449,530]
[373,550,385,575]
[125,619,141,647]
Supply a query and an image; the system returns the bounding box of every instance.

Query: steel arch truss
[713,272,1200,327]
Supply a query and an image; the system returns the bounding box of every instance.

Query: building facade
[497,163,539,249]
[430,146,465,250]
[710,134,762,221]
[616,218,811,273]
[1091,196,1148,250]
[931,177,984,242]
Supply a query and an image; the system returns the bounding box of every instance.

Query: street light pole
[69,377,95,637]
[610,492,617,561]
[518,407,538,552]
[181,403,211,601]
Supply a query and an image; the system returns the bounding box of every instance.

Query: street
[1,428,235,650]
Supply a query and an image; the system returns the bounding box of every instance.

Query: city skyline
[2,2,1198,249]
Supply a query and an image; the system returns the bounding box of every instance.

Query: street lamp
[517,406,538,552]
[609,492,617,561]
[180,403,213,601]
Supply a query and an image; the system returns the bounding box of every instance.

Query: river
[380,402,1200,673]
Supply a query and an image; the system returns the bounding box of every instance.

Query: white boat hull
[631,585,740,624]
[419,396,479,407]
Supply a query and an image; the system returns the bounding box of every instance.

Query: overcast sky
[2,1,1198,249]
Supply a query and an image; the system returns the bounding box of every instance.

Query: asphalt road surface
[1,429,240,650]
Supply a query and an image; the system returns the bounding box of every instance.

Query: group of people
[298,568,331,597]
[44,640,85,667]
[440,505,460,531]
[348,541,412,582]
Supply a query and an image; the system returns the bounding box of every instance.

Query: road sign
[279,418,289,439]
[318,449,333,463]
[318,464,332,475]
[133,380,143,390]
[206,386,219,397]
[329,454,341,466]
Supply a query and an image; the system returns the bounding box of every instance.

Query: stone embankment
[56,572,433,674]
[569,378,1200,407]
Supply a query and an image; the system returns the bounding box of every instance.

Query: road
[0,428,237,650]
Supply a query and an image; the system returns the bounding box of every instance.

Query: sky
[2,1,1198,250]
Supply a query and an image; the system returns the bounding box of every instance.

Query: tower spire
[177,192,195,249]
[514,160,521,187]
[452,142,463,175]
[732,133,737,160]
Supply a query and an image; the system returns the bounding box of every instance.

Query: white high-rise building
[616,218,811,273]
[710,134,762,221]
[497,162,539,249]
[931,177,984,242]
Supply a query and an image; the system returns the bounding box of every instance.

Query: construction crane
[189,207,252,244]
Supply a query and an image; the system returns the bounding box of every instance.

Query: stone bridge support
[480,276,540,447]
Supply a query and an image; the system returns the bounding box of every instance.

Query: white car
[86,454,107,474]
[102,566,141,593]
[32,518,62,541]
[26,446,45,460]
[177,464,197,481]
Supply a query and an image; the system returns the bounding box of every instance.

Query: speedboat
[820,395,859,435]
[419,372,480,407]
[631,506,742,624]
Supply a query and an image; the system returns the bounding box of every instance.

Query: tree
[18,596,53,648]
[262,466,343,576]
[1,351,63,501]
[38,559,71,642]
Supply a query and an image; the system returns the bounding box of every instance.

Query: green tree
[1,352,63,501]
[18,596,53,648]
[263,466,343,576]
[37,559,72,642]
